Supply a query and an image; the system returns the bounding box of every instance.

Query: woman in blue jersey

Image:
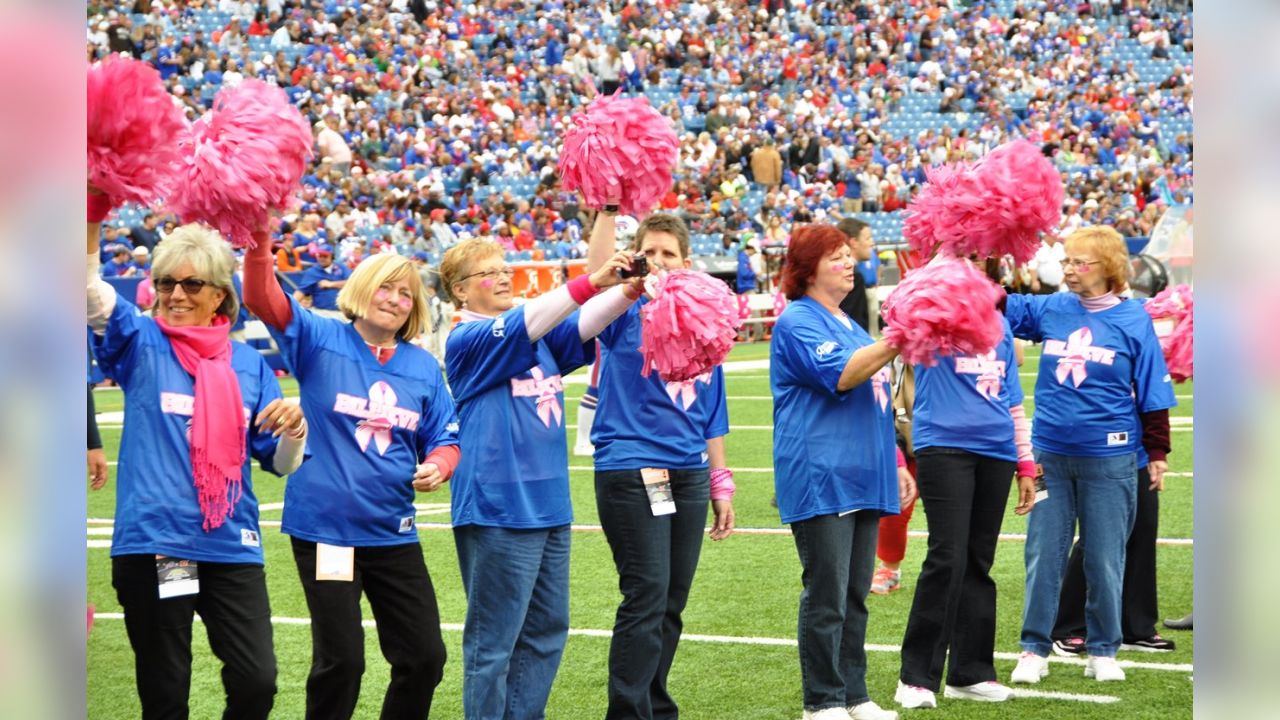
[87,201,307,719]
[242,232,460,719]
[770,223,915,720]
[439,238,640,720]
[1006,225,1176,685]
[892,261,1038,710]
[585,209,737,720]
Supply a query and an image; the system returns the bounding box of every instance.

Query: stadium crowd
[88,0,1193,277]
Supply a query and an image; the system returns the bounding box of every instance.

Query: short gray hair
[150,223,240,319]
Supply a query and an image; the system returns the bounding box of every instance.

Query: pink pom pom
[558,92,679,218]
[87,55,187,206]
[639,270,742,382]
[1144,284,1193,382]
[882,255,1005,366]
[167,79,314,247]
[905,140,1063,264]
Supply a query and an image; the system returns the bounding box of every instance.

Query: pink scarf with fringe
[156,315,246,531]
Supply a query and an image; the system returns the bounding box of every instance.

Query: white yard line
[89,612,1191,676]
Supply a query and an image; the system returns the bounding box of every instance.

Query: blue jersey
[298,263,351,310]
[770,297,898,524]
[912,318,1023,461]
[591,302,730,470]
[268,297,459,546]
[92,298,287,564]
[446,308,592,529]
[1006,293,1177,457]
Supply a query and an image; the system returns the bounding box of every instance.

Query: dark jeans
[595,468,709,720]
[112,555,276,720]
[791,510,880,711]
[291,538,447,720]
[899,448,1015,691]
[1053,466,1160,641]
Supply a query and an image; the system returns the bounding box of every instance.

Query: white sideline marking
[1009,688,1119,704]
[85,520,1193,546]
[89,612,1191,675]
[88,540,112,548]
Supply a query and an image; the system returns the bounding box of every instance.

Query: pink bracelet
[567,274,600,305]
[709,467,736,501]
[1017,460,1037,480]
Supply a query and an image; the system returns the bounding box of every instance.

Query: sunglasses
[154,276,212,295]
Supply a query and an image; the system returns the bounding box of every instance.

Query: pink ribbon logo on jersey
[666,371,713,411]
[955,352,1006,400]
[1044,327,1117,388]
[355,381,397,455]
[872,367,891,412]
[532,367,563,428]
[510,366,564,428]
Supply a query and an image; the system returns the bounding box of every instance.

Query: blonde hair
[1064,225,1130,294]
[150,223,239,319]
[439,238,504,304]
[336,253,429,340]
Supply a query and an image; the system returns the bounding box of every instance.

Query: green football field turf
[86,343,1194,719]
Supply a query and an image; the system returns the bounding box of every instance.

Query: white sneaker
[802,708,851,720]
[848,700,899,720]
[1010,652,1050,684]
[894,681,937,709]
[944,681,1014,702]
[1084,655,1126,682]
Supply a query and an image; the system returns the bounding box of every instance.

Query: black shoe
[1163,613,1193,631]
[1122,634,1177,652]
[1052,637,1087,656]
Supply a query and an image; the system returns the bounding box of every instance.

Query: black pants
[1052,466,1160,641]
[595,468,709,720]
[899,448,1015,691]
[112,555,276,720]
[291,538,447,720]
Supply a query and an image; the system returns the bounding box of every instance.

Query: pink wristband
[1017,460,1038,480]
[88,192,113,223]
[709,467,736,501]
[895,446,906,469]
[567,274,600,305]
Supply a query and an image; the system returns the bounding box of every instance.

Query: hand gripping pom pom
[167,79,314,247]
[558,92,679,218]
[1144,284,1194,382]
[639,270,742,382]
[905,140,1063,264]
[87,55,187,206]
[882,255,1005,366]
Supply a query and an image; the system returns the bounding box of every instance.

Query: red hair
[781,224,849,300]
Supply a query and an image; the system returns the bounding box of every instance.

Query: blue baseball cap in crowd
[413,251,430,262]
[314,244,335,256]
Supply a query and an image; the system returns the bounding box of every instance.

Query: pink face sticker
[478,277,496,289]
[831,263,849,272]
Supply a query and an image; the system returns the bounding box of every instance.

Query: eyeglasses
[154,276,211,295]
[1060,258,1102,271]
[460,267,515,282]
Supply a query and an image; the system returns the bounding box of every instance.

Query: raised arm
[586,207,619,274]
[835,339,899,392]
[241,229,295,330]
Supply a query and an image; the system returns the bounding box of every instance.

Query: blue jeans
[791,510,880,711]
[1020,450,1137,657]
[595,468,709,720]
[454,525,571,720]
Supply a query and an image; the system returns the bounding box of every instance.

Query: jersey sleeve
[1131,313,1178,413]
[265,294,344,381]
[247,356,289,476]
[776,313,856,399]
[444,306,537,403]
[415,354,461,459]
[595,302,638,350]
[541,312,594,375]
[296,267,320,295]
[703,368,730,439]
[1001,323,1025,407]
[1003,293,1048,342]
[92,296,155,389]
